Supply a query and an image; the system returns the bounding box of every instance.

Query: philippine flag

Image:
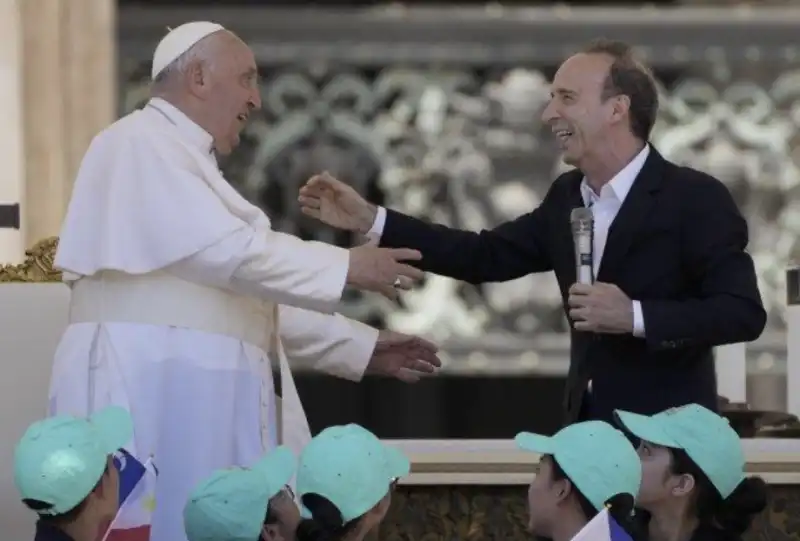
[99,449,158,541]
[570,508,633,541]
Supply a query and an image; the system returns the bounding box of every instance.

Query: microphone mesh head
[571,207,593,226]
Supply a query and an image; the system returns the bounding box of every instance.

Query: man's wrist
[356,203,378,235]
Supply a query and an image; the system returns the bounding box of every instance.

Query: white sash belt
[67,270,306,456]
[68,270,276,352]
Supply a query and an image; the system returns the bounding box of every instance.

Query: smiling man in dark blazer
[297,39,767,427]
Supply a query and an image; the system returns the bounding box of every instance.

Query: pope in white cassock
[48,21,441,541]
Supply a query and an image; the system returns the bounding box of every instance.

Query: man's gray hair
[152,34,218,88]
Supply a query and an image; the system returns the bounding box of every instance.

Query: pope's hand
[347,239,424,300]
[299,172,377,234]
[366,330,442,383]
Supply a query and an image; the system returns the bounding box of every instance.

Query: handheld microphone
[571,207,594,285]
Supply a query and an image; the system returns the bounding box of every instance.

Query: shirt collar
[580,144,650,204]
[146,97,215,156]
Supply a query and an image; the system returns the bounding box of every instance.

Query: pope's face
[202,32,261,156]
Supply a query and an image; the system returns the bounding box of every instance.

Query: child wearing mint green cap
[13,406,133,541]
[183,446,300,541]
[294,423,410,541]
[515,420,642,541]
[615,404,768,541]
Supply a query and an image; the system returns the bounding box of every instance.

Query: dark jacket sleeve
[641,172,767,350]
[378,186,560,285]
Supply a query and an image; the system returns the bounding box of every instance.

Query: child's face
[526,456,561,536]
[636,441,696,509]
[262,488,301,541]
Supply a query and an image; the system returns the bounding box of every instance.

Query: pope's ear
[185,59,211,96]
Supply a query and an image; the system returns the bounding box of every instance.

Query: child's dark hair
[22,499,84,524]
[549,456,641,538]
[293,494,360,541]
[668,448,768,535]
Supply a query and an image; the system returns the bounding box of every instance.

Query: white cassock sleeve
[56,115,351,315]
[277,306,377,381]
[170,244,378,381]
[165,224,350,314]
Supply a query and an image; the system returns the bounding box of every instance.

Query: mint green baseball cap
[296,424,410,522]
[615,404,745,498]
[515,420,641,511]
[183,446,296,541]
[14,406,133,515]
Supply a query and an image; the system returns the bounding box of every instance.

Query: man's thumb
[360,234,379,247]
[320,170,341,189]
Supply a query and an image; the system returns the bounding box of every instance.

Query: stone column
[21,0,116,247]
[0,0,25,264]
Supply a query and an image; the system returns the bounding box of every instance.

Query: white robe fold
[49,98,377,541]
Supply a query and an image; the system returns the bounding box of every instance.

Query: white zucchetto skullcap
[151,21,225,80]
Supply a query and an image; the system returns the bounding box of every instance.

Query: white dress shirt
[367,145,651,337]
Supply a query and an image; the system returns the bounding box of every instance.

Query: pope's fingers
[395,369,421,383]
[414,350,442,368]
[389,248,422,262]
[394,263,424,282]
[377,284,399,302]
[393,276,414,290]
[408,359,437,374]
[410,336,439,353]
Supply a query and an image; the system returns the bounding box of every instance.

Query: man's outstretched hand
[366,330,442,383]
[299,172,378,234]
[301,172,424,300]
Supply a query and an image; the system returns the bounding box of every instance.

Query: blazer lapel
[595,148,666,283]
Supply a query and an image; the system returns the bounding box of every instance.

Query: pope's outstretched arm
[277,306,377,381]
[171,243,441,382]
[168,220,351,314]
[55,122,422,313]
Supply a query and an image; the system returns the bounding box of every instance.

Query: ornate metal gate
[118,5,800,376]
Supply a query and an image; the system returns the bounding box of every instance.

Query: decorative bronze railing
[114,6,799,379]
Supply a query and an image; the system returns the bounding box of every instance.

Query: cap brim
[515,432,554,454]
[614,410,677,447]
[383,445,410,479]
[253,446,296,498]
[90,406,133,455]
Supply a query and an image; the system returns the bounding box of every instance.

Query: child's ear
[261,524,283,541]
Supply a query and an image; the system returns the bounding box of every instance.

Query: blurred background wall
[6,0,800,437]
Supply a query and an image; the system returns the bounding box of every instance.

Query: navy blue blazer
[378,148,766,426]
